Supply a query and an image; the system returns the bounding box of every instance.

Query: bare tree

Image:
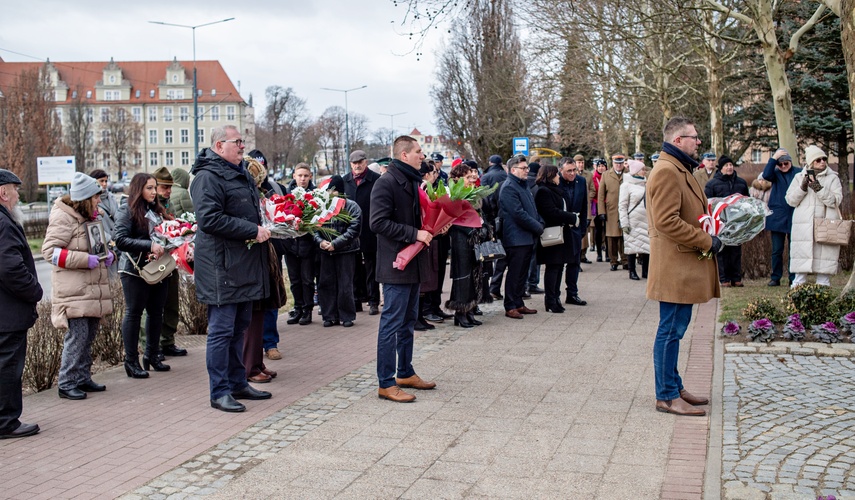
[255,86,309,175]
[64,86,93,173]
[96,108,141,180]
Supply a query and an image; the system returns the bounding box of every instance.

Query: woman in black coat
[534,165,579,313]
[704,155,750,287]
[114,173,172,378]
[444,164,485,328]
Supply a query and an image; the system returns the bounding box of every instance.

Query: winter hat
[451,158,463,168]
[327,174,346,194]
[804,145,827,166]
[0,169,22,185]
[247,149,267,167]
[528,162,541,176]
[70,171,101,201]
[349,150,367,163]
[627,160,645,176]
[152,167,174,186]
[245,157,267,187]
[489,154,502,165]
[717,155,734,170]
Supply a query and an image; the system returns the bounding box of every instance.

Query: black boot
[124,355,149,379]
[628,255,640,280]
[286,308,300,325]
[640,254,649,279]
[466,311,483,326]
[453,312,475,328]
[142,354,171,372]
[298,307,313,325]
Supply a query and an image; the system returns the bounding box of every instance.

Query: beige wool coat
[41,199,113,329]
[598,169,624,237]
[785,168,843,275]
[646,152,721,304]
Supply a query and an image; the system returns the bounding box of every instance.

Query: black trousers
[285,250,316,312]
[717,245,743,284]
[594,217,607,258]
[0,329,27,434]
[120,273,168,359]
[504,245,533,311]
[544,263,565,307]
[564,262,581,297]
[354,251,380,306]
[318,252,357,322]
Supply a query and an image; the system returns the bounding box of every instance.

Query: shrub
[831,289,855,319]
[92,279,126,365]
[742,297,786,323]
[23,301,64,392]
[178,275,208,336]
[786,283,837,326]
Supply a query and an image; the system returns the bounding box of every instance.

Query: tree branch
[703,0,753,24]
[789,4,827,55]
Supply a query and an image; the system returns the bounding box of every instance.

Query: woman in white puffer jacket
[785,145,843,288]
[619,160,650,280]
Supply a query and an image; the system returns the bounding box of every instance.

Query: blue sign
[513,137,529,156]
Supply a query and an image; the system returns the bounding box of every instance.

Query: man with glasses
[344,150,382,316]
[762,148,802,286]
[191,125,273,412]
[646,117,721,417]
[498,155,544,319]
[693,152,717,188]
[0,169,42,439]
[559,158,588,306]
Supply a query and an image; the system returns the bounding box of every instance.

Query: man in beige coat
[693,152,717,188]
[598,154,627,270]
[646,117,722,417]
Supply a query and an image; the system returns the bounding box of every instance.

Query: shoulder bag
[814,218,852,246]
[540,196,566,247]
[475,239,506,262]
[131,252,176,285]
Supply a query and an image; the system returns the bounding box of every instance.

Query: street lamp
[321,85,367,164]
[149,17,235,158]
[379,112,406,157]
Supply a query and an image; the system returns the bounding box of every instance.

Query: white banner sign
[37,156,76,185]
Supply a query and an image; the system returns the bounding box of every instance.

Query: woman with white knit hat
[785,145,843,287]
[619,160,650,280]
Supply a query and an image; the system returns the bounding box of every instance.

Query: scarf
[662,142,699,172]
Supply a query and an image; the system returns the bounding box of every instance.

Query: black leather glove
[596,213,606,222]
[710,235,723,254]
[801,175,810,192]
[568,213,578,227]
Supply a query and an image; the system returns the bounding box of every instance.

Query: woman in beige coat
[42,173,114,400]
[785,145,843,288]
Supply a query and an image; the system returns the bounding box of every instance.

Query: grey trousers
[58,317,100,390]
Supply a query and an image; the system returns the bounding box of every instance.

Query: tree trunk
[706,58,725,155]
[838,0,855,294]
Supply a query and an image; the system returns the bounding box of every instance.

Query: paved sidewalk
[0,261,717,499]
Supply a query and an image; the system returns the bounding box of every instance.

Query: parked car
[108,181,127,193]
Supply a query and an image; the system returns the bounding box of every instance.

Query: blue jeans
[653,302,694,401]
[770,231,794,283]
[262,309,279,351]
[377,283,419,388]
[206,302,252,399]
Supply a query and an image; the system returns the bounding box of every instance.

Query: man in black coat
[344,150,382,316]
[369,136,436,403]
[559,158,589,306]
[190,125,272,413]
[481,155,508,299]
[0,170,42,439]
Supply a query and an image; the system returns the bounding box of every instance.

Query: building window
[149,129,157,145]
[132,107,141,123]
[104,90,120,101]
[181,151,190,166]
[101,130,110,144]
[85,108,94,123]
[85,131,94,146]
[86,90,92,99]
[166,89,184,100]
[197,106,205,122]
[100,107,109,123]
[226,106,236,120]
[164,129,173,144]
[102,153,111,168]
[211,106,220,121]
[179,107,189,122]
[165,151,174,167]
[197,128,205,144]
[148,107,157,122]
[751,148,762,163]
[149,152,158,167]
[134,152,142,167]
[163,107,173,122]
[55,108,63,123]
[180,129,189,144]
[117,108,127,122]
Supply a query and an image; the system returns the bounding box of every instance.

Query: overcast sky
[0,0,445,136]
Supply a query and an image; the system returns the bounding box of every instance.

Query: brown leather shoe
[247,372,272,383]
[679,389,709,406]
[265,348,282,360]
[377,386,416,403]
[396,374,436,390]
[262,368,277,379]
[655,398,706,416]
[517,306,538,314]
[505,309,524,319]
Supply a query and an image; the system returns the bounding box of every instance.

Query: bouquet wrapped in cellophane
[697,194,770,259]
[250,186,353,247]
[146,211,197,274]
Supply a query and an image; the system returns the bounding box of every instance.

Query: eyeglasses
[816,158,828,163]
[565,169,578,173]
[513,165,530,171]
[679,135,700,141]
[221,139,245,146]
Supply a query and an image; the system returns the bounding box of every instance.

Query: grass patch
[718,273,849,324]
[28,238,43,253]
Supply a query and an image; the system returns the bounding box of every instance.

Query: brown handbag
[132,252,177,285]
[814,218,852,246]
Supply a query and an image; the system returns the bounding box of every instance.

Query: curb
[724,341,855,356]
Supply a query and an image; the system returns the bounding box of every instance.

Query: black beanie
[717,155,734,170]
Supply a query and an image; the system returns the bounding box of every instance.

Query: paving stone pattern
[723,354,855,500]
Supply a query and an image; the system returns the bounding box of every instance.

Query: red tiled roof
[410,127,421,136]
[0,59,245,105]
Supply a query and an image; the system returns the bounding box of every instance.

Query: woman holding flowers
[114,173,172,378]
[42,172,114,400]
[785,145,843,288]
[444,164,484,328]
[284,163,318,326]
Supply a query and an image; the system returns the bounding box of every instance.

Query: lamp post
[379,112,405,157]
[321,85,367,165]
[148,18,234,158]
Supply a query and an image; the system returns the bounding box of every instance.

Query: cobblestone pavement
[722,354,855,500]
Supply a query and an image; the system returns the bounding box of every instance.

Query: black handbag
[475,240,506,262]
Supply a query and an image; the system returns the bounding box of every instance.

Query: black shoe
[522,290,532,298]
[161,345,188,357]
[298,310,313,325]
[156,351,165,362]
[596,256,603,262]
[580,257,592,264]
[369,304,380,316]
[622,264,629,270]
[0,422,39,439]
[424,313,444,323]
[473,307,483,316]
[286,310,301,325]
[466,311,483,326]
[565,295,587,306]
[610,264,618,271]
[323,320,340,327]
[342,320,354,328]
[354,302,363,312]
[629,270,640,281]
[414,318,434,331]
[124,357,149,379]
[58,387,87,400]
[433,309,453,320]
[453,312,475,328]
[545,304,565,313]
[232,385,272,400]
[490,292,503,300]
[528,286,545,294]
[767,279,781,287]
[77,380,106,392]
[211,394,246,412]
[143,355,171,372]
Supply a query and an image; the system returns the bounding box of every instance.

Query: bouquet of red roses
[251,186,353,247]
[146,211,197,274]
